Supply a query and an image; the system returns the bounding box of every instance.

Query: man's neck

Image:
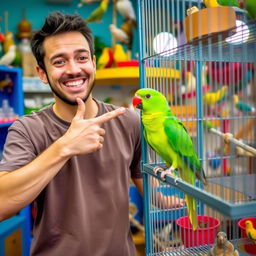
[53,96,98,122]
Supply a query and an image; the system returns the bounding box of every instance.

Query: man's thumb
[74,98,85,120]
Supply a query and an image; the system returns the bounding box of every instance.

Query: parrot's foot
[153,166,177,180]
[160,166,177,180]
[153,166,165,176]
[153,166,177,181]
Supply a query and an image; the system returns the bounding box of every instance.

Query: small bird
[218,0,239,7]
[109,24,130,45]
[113,44,128,64]
[97,47,114,69]
[0,74,13,92]
[241,0,256,19]
[181,71,196,95]
[203,0,239,8]
[158,223,173,241]
[245,220,256,244]
[85,0,109,23]
[116,0,136,21]
[186,6,199,16]
[203,0,220,7]
[233,94,255,113]
[203,85,228,106]
[3,32,15,54]
[132,88,207,230]
[209,231,239,256]
[0,45,16,66]
[0,33,5,43]
[120,18,136,50]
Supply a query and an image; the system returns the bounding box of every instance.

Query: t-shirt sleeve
[130,110,142,179]
[0,121,37,171]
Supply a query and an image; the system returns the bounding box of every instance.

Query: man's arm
[0,98,125,221]
[0,139,70,220]
[132,177,143,195]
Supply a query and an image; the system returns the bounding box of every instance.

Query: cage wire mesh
[137,0,256,255]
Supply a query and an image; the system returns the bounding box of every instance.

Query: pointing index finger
[94,107,126,125]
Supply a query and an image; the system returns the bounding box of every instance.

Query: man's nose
[66,60,81,74]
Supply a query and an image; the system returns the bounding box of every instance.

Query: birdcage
[137,0,256,255]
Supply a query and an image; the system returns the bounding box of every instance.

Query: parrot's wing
[163,116,201,172]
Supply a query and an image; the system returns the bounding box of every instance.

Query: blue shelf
[0,66,24,148]
[0,66,31,254]
[0,215,30,256]
[0,66,24,117]
[0,122,13,128]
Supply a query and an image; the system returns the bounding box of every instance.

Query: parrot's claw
[153,166,177,181]
[159,166,176,180]
[174,177,181,185]
[153,166,165,176]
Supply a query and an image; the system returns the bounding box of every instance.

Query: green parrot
[85,0,109,23]
[203,0,239,8]
[218,0,239,7]
[133,88,207,230]
[242,0,256,19]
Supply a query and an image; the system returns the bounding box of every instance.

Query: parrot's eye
[145,94,151,99]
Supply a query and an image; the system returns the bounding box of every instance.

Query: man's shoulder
[10,105,53,130]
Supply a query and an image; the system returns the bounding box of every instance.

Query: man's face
[39,31,96,105]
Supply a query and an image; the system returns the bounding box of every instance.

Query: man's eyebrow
[49,49,90,62]
[75,49,90,54]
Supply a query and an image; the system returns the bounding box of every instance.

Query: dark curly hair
[31,11,94,71]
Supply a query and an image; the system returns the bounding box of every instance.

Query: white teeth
[65,80,84,87]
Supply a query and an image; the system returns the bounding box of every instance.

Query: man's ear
[93,55,96,72]
[36,66,48,84]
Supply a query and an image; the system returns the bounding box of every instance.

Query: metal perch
[209,127,256,156]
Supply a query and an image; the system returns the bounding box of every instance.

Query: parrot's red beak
[132,95,142,109]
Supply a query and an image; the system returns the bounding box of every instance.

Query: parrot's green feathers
[134,88,204,181]
[164,116,201,172]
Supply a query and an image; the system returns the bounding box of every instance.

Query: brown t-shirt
[0,100,142,256]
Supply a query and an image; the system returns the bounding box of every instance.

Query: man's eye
[79,56,88,61]
[53,60,64,65]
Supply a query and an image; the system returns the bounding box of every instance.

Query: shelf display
[0,66,24,152]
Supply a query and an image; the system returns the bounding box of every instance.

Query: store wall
[0,0,139,57]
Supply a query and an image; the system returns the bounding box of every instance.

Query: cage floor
[148,238,253,256]
[150,245,249,256]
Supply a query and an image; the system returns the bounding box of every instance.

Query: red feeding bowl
[176,215,220,248]
[238,217,256,255]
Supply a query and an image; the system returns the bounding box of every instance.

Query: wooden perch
[236,146,255,157]
[209,127,256,156]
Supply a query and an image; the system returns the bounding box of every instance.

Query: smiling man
[0,12,142,256]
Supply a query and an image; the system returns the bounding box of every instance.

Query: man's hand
[59,98,126,156]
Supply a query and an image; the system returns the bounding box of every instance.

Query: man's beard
[46,72,95,105]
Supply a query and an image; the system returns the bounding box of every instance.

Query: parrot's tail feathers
[185,194,198,230]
